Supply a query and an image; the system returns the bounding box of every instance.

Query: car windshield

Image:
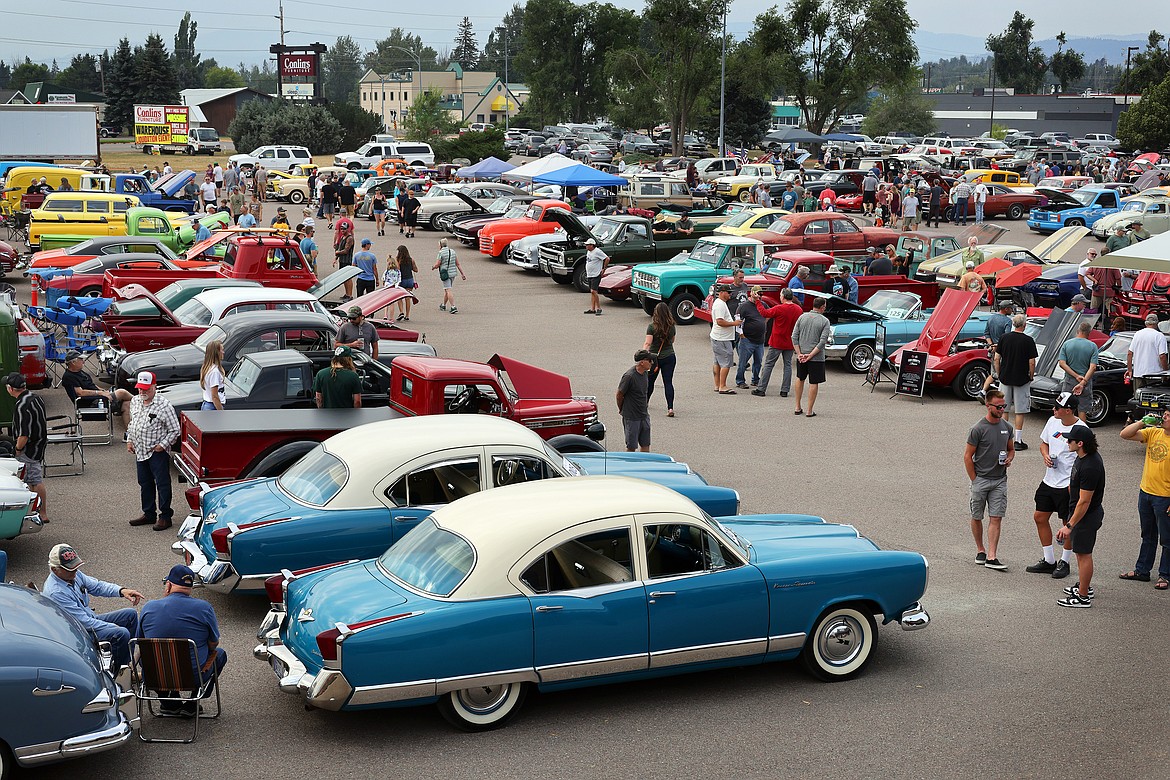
[427,186,455,198]
[277,445,348,507]
[1069,190,1098,206]
[1097,334,1133,363]
[485,197,511,213]
[541,440,580,477]
[226,357,262,396]
[591,219,623,244]
[686,241,725,265]
[1122,201,1146,213]
[721,211,759,228]
[865,290,919,318]
[377,518,475,597]
[173,299,213,326]
[765,219,793,236]
[504,205,528,218]
[193,324,227,349]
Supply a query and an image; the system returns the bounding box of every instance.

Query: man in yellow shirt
[1119,408,1170,589]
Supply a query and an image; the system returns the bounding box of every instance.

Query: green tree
[1049,32,1086,94]
[227,99,342,154]
[609,0,725,156]
[986,12,1048,94]
[173,12,204,90]
[0,61,11,89]
[326,102,384,151]
[451,17,480,70]
[693,41,772,150]
[861,74,936,137]
[238,61,278,95]
[749,0,918,135]
[103,40,136,130]
[432,127,507,164]
[481,5,525,82]
[403,87,458,140]
[1117,71,1170,152]
[204,65,245,89]
[1119,30,1170,95]
[57,54,102,93]
[364,29,438,73]
[10,58,50,95]
[134,33,179,104]
[323,35,365,104]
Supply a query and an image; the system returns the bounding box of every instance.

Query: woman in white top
[199,340,226,411]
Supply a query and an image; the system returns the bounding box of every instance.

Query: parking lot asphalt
[7,208,1163,780]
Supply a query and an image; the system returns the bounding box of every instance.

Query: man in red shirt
[752,287,803,397]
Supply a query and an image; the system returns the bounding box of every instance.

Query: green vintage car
[0,460,41,540]
[37,208,230,254]
[631,235,766,324]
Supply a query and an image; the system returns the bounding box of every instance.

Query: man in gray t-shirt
[336,305,379,358]
[616,350,652,452]
[791,297,830,417]
[964,388,1016,571]
[584,238,610,316]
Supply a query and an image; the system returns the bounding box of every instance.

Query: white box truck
[0,104,101,161]
[134,104,221,155]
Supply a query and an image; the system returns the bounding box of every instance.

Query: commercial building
[924,92,1132,137]
[358,64,527,130]
[179,87,274,133]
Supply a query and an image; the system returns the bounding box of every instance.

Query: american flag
[733,147,748,162]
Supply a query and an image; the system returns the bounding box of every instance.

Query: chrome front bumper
[899,602,930,631]
[14,713,134,767]
[823,345,847,358]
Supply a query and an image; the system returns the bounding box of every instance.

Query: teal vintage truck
[538,213,714,292]
[631,235,766,324]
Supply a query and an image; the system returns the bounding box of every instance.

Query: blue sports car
[1022,263,1081,309]
[821,289,992,373]
[174,416,740,595]
[255,477,931,730]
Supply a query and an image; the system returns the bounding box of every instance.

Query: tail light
[316,613,416,664]
[263,560,357,608]
[209,517,292,557]
[184,486,202,511]
[210,526,232,554]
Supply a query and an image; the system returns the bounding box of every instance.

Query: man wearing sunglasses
[1026,392,1080,578]
[964,388,1015,571]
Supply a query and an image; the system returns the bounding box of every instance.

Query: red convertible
[745,212,901,259]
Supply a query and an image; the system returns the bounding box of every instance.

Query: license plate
[1130,306,1141,314]
[271,656,287,677]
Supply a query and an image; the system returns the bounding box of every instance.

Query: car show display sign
[134,105,188,146]
[866,321,888,388]
[894,349,928,398]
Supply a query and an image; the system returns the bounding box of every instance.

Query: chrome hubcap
[676,301,695,319]
[851,346,873,371]
[457,684,510,714]
[818,616,864,666]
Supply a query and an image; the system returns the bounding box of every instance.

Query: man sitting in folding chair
[137,565,227,720]
[61,349,132,431]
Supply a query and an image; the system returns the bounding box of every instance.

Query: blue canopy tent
[822,133,863,142]
[532,163,628,187]
[453,156,516,180]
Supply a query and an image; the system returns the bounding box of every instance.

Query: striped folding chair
[129,637,221,743]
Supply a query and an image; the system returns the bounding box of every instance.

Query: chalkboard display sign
[895,349,928,398]
[874,321,886,361]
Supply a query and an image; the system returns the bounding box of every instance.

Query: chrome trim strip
[649,637,768,668]
[348,678,437,706]
[536,652,647,682]
[767,632,807,653]
[434,668,540,695]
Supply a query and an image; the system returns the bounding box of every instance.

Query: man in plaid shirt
[127,371,180,531]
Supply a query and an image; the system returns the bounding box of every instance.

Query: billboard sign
[279,54,318,79]
[134,104,189,146]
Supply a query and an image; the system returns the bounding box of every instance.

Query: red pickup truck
[173,354,606,485]
[101,232,316,298]
[477,199,572,258]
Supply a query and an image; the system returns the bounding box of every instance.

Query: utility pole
[1125,46,1140,105]
[274,2,285,98]
[504,36,509,131]
[717,1,728,156]
[988,54,997,136]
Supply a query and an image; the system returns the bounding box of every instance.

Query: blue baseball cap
[163,564,196,587]
[361,238,372,246]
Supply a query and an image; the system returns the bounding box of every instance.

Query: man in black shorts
[1027,392,1079,578]
[1055,425,1105,608]
[60,350,132,429]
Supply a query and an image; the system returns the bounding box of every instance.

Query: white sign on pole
[47,94,77,104]
[281,83,315,98]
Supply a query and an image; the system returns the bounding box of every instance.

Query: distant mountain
[916,30,1148,64]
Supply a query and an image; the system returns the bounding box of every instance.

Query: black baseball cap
[1065,425,1096,445]
[1054,392,1077,410]
[4,372,26,389]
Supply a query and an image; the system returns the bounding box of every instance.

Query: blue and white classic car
[174,416,739,595]
[0,584,135,775]
[0,457,42,540]
[255,477,930,730]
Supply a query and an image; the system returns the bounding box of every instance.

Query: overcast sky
[2,0,1162,67]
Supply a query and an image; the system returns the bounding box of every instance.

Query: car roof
[214,309,334,331]
[696,234,764,247]
[188,286,317,313]
[433,476,700,598]
[241,348,312,368]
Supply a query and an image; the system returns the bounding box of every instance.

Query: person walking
[964,388,1015,571]
[754,287,802,398]
[353,238,379,298]
[402,189,421,238]
[333,222,355,302]
[1119,407,1170,590]
[6,373,47,524]
[395,182,409,235]
[616,350,653,452]
[901,188,919,231]
[1026,392,1080,578]
[198,176,217,211]
[995,314,1038,450]
[127,371,180,531]
[973,179,989,224]
[710,284,741,394]
[313,347,362,409]
[299,224,319,275]
[199,340,226,411]
[433,238,466,314]
[338,176,357,218]
[642,303,677,417]
[735,286,767,389]
[927,180,944,228]
[320,175,338,229]
[372,189,389,236]
[792,296,830,416]
[253,165,268,202]
[1126,314,1168,389]
[583,237,610,315]
[396,245,418,321]
[1055,425,1105,607]
[1056,321,1099,423]
[337,305,378,359]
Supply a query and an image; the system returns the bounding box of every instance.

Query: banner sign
[134,105,189,145]
[279,54,318,78]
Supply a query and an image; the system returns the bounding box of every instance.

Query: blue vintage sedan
[255,477,930,730]
[822,289,992,373]
[0,584,135,774]
[174,416,739,595]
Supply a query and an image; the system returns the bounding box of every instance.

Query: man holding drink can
[1118,407,1170,590]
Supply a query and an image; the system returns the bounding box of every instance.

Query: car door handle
[649,591,676,598]
[535,605,563,612]
[32,685,76,696]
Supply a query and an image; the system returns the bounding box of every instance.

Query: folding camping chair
[129,637,222,743]
[44,414,84,476]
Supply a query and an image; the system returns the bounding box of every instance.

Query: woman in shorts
[395,245,418,321]
[372,189,389,237]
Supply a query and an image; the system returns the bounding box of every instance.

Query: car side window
[50,198,85,213]
[227,303,267,316]
[235,329,280,357]
[627,223,647,240]
[1149,203,1166,214]
[807,264,828,286]
[832,218,859,234]
[642,183,665,197]
[135,216,169,235]
[491,455,555,487]
[805,220,830,235]
[113,200,134,214]
[259,149,275,159]
[443,383,501,414]
[84,200,111,214]
[521,528,634,593]
[644,524,739,578]
[284,329,331,352]
[1098,193,1117,209]
[385,458,482,507]
[286,368,305,398]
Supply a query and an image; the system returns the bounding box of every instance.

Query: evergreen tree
[323,35,364,104]
[135,33,180,104]
[58,54,102,93]
[173,12,204,90]
[986,12,1048,94]
[0,61,10,89]
[364,29,438,73]
[482,5,525,82]
[104,39,136,131]
[1049,32,1086,94]
[451,17,480,70]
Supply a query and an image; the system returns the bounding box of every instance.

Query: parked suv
[1005,148,1084,173]
[229,145,312,172]
[334,142,399,169]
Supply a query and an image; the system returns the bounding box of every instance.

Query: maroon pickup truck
[102,231,317,298]
[174,354,606,486]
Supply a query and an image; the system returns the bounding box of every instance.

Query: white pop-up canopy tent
[503,153,577,182]
[1089,230,1170,273]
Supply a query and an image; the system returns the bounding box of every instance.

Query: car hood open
[910,288,981,357]
[544,209,596,241]
[1034,309,1099,377]
[157,170,196,198]
[451,190,488,213]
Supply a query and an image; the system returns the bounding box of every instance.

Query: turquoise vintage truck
[630,235,766,324]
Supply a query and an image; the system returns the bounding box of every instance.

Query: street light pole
[383,44,423,124]
[717,1,727,157]
[988,53,997,136]
[1125,46,1140,105]
[504,36,509,131]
